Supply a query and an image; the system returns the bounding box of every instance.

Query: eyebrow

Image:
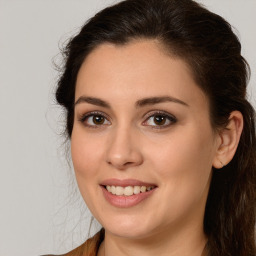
[75,96,111,108]
[74,96,189,108]
[135,96,189,107]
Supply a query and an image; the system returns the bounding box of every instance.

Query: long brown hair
[56,0,256,255]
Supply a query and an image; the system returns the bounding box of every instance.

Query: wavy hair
[56,0,256,255]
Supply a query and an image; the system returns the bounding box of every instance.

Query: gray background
[0,0,255,255]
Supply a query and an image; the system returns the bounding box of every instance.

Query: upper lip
[100,178,157,187]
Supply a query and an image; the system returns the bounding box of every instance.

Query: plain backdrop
[0,0,255,255]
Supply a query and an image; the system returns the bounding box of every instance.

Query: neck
[98,224,207,256]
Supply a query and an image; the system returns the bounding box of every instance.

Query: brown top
[43,229,104,256]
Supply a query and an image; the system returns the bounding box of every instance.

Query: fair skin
[71,40,243,256]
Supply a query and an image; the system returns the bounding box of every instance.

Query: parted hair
[56,0,256,255]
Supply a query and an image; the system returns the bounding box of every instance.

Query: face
[71,40,219,240]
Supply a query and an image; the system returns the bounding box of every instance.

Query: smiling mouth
[100,180,157,207]
[103,185,156,196]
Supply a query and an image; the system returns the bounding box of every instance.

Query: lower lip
[101,186,156,208]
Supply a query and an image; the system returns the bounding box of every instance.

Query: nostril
[124,161,134,166]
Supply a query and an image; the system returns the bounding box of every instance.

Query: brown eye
[93,115,105,124]
[153,115,167,126]
[80,113,111,127]
[143,112,177,128]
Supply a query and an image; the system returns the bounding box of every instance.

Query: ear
[212,111,244,169]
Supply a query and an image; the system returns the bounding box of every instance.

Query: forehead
[75,39,208,109]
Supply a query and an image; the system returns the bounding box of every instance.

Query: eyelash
[142,111,177,129]
[78,111,110,129]
[78,110,177,129]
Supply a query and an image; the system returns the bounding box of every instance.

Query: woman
[49,0,256,255]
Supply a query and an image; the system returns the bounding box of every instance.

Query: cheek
[145,130,214,223]
[151,132,213,168]
[147,125,214,198]
[71,128,104,182]
[70,128,106,213]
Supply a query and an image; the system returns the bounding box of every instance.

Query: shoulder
[42,229,104,256]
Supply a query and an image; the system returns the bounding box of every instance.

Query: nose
[106,126,143,170]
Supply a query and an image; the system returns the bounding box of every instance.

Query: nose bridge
[106,122,143,169]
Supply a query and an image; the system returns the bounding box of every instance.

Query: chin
[101,214,159,239]
[107,226,153,239]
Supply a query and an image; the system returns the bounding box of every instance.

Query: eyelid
[142,110,177,127]
[78,111,111,126]
[77,110,177,128]
[143,110,175,119]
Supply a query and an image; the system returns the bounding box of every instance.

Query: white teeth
[134,186,141,194]
[105,185,154,196]
[140,186,146,193]
[111,186,116,195]
[115,186,124,196]
[124,186,133,196]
